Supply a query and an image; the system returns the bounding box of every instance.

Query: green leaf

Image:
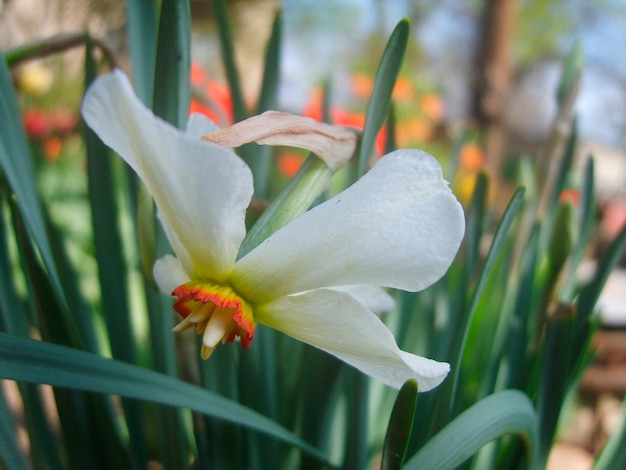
[255,11,282,114]
[450,188,526,416]
[127,0,159,106]
[247,11,283,198]
[403,390,537,470]
[381,380,418,470]
[357,19,409,176]
[85,35,149,468]
[214,0,248,122]
[239,154,332,258]
[0,333,331,465]
[535,309,576,468]
[594,395,626,470]
[557,42,583,105]
[576,221,626,325]
[0,50,65,309]
[546,119,578,216]
[0,387,29,470]
[152,0,191,128]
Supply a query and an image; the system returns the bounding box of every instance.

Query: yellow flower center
[171,281,255,359]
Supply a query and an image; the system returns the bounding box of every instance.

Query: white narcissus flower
[82,70,465,391]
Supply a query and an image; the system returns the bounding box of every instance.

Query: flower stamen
[171,281,256,358]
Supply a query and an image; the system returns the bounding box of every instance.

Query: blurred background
[2,0,625,234]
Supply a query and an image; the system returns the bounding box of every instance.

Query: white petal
[233,149,464,301]
[328,285,394,313]
[186,113,220,138]
[82,70,253,281]
[255,289,450,390]
[153,255,190,294]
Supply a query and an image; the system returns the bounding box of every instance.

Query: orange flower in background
[190,62,234,126]
[420,93,445,122]
[459,143,484,172]
[559,188,580,207]
[43,136,63,162]
[395,117,433,147]
[278,152,305,178]
[351,72,374,99]
[392,76,413,101]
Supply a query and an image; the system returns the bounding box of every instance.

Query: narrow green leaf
[238,154,332,258]
[535,310,576,468]
[255,11,282,114]
[465,172,489,280]
[0,387,29,470]
[0,50,65,309]
[546,119,578,216]
[85,35,149,468]
[345,370,369,470]
[594,395,626,470]
[85,34,137,366]
[562,158,595,299]
[0,333,331,465]
[10,201,130,469]
[403,390,537,470]
[450,188,526,416]
[0,196,29,337]
[557,42,583,105]
[153,0,191,128]
[127,0,159,106]
[214,0,248,122]
[384,102,397,154]
[381,380,418,470]
[357,19,409,176]
[502,224,540,390]
[246,11,283,198]
[576,221,626,324]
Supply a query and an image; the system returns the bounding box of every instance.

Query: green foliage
[0,4,624,469]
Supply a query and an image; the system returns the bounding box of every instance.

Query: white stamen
[172,316,194,332]
[202,308,234,348]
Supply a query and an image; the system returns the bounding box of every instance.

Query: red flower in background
[189,62,234,126]
[22,109,52,139]
[22,106,78,162]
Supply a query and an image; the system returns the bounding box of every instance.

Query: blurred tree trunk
[473,0,517,184]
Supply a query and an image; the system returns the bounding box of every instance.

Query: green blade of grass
[381,379,418,470]
[450,188,526,417]
[535,310,576,468]
[0,388,29,470]
[127,0,159,106]
[84,36,149,468]
[562,158,595,299]
[0,50,65,310]
[255,11,282,114]
[0,333,332,465]
[248,10,283,198]
[239,153,332,258]
[214,0,248,122]
[357,19,409,176]
[403,390,537,470]
[10,200,132,469]
[594,394,626,470]
[152,0,191,128]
